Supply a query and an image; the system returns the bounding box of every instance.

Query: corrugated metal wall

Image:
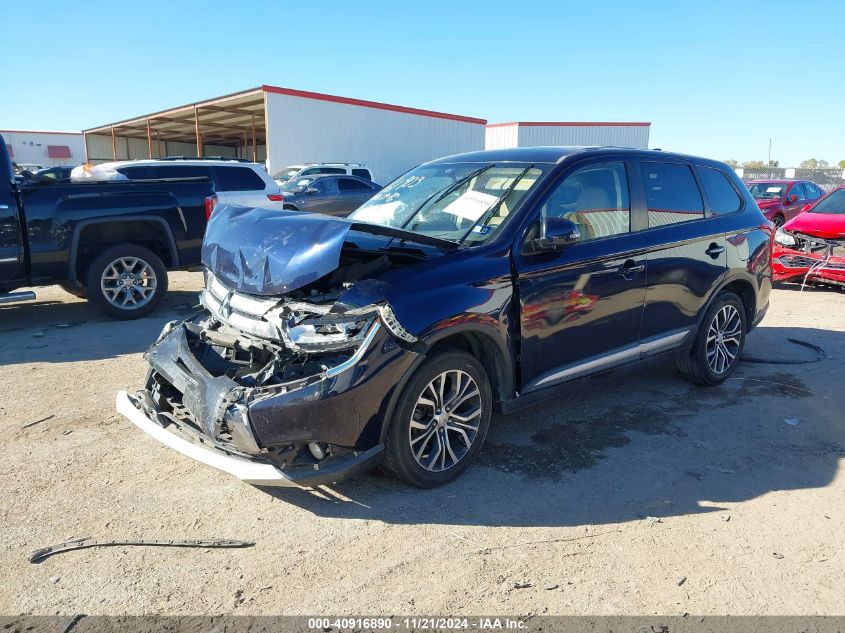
[515,125,650,149]
[1,130,86,167]
[265,92,485,184]
[84,133,249,164]
[484,124,520,149]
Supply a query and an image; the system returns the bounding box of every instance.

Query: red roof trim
[262,85,487,125]
[487,121,651,128]
[0,129,82,135]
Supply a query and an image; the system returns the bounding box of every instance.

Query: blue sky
[4,0,843,166]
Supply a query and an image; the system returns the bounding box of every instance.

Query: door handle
[618,259,645,276]
[706,243,725,258]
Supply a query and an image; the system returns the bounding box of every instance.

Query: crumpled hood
[202,205,353,295]
[783,212,845,239]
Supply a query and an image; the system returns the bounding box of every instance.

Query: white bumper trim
[116,390,300,487]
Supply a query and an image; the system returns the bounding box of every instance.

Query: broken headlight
[775,227,797,247]
[286,313,376,352]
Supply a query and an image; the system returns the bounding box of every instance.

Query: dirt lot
[1,274,842,616]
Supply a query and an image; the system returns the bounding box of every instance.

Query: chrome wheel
[100,256,157,309]
[706,304,742,374]
[408,369,482,473]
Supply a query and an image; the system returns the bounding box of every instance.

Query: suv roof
[113,158,260,167]
[428,146,728,168]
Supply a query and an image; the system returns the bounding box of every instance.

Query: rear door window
[212,166,266,191]
[151,165,210,179]
[696,166,742,215]
[338,178,373,192]
[640,162,704,227]
[116,166,153,179]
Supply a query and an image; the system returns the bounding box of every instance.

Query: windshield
[747,183,787,200]
[273,166,304,182]
[348,163,547,244]
[810,188,845,215]
[280,177,315,194]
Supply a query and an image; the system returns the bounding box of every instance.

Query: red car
[746,179,826,227]
[772,185,845,286]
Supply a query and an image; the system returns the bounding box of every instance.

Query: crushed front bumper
[117,390,385,487]
[772,244,845,285]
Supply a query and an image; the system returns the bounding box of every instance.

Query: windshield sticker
[443,190,500,221]
[352,200,404,225]
[472,225,492,235]
[767,186,783,193]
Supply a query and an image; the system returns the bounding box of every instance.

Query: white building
[1,129,86,169]
[485,121,650,150]
[82,85,651,185]
[83,85,488,185]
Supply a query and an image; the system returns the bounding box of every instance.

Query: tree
[742,160,765,169]
[818,159,829,168]
[838,160,845,169]
[800,158,819,169]
[767,160,779,167]
[724,159,739,168]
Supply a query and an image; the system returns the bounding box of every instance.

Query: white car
[273,163,373,186]
[100,158,285,209]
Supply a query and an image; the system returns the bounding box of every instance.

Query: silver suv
[273,162,373,185]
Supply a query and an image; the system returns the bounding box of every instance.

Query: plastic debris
[783,418,800,426]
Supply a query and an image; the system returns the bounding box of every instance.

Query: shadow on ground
[260,325,844,528]
[0,289,200,365]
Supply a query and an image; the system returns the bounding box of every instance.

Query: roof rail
[158,156,251,162]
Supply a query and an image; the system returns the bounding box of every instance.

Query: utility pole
[768,138,772,166]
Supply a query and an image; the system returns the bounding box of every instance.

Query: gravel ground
[0,273,842,616]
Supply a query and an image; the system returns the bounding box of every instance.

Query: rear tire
[85,244,168,320]
[384,349,492,488]
[677,292,746,386]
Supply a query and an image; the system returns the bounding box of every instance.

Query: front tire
[677,292,746,386]
[85,244,168,320]
[384,349,492,488]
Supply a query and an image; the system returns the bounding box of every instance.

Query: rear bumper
[116,390,384,487]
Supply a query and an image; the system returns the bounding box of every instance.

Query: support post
[251,114,257,163]
[111,126,117,161]
[194,106,203,158]
[146,118,153,158]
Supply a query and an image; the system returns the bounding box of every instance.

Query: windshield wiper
[457,165,532,245]
[399,164,496,232]
[349,222,459,251]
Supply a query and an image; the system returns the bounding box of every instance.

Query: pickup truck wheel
[85,245,168,320]
[676,292,746,386]
[384,349,492,488]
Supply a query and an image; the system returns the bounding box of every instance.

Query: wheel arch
[69,217,179,286]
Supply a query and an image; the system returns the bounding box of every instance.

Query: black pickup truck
[0,141,214,319]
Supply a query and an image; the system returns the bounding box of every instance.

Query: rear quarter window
[641,162,704,227]
[352,168,371,179]
[696,166,742,215]
[212,166,266,191]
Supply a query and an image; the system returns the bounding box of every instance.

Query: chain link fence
[738,167,845,192]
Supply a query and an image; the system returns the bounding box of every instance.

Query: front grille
[201,274,282,339]
[778,255,845,270]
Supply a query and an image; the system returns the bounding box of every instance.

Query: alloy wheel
[100,256,158,309]
[408,369,482,472]
[706,304,742,374]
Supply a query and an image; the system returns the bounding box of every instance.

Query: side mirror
[305,187,319,195]
[788,194,798,203]
[532,217,580,251]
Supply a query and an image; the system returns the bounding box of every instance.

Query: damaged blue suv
[117,147,773,488]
